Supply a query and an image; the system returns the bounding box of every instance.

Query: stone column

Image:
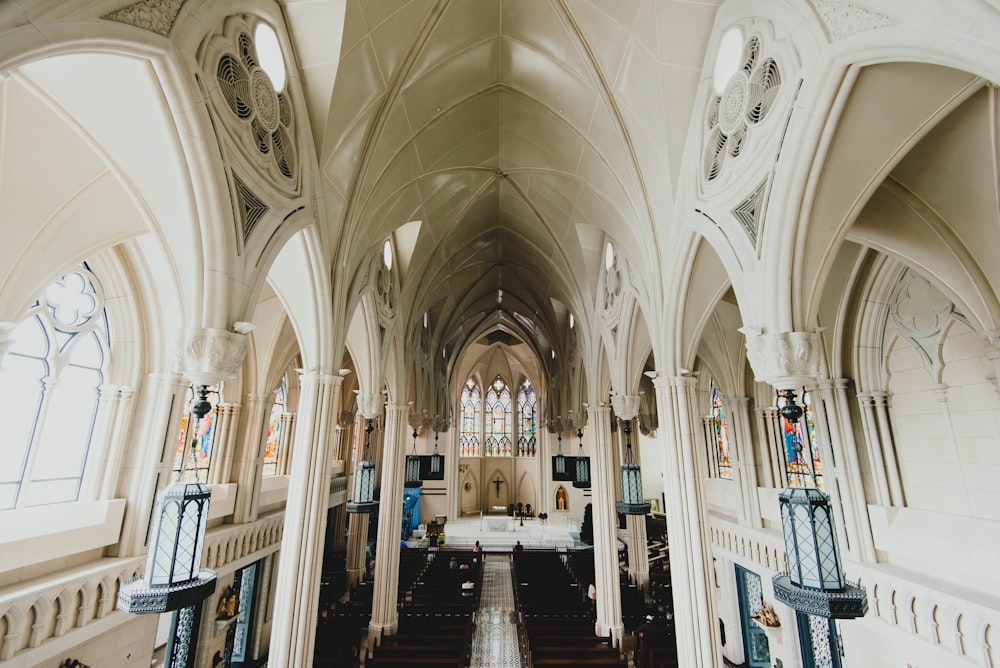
[369,403,409,643]
[277,413,297,475]
[269,372,342,668]
[871,391,905,506]
[814,379,877,562]
[208,402,241,485]
[82,384,136,501]
[116,372,190,557]
[612,395,649,592]
[345,418,369,588]
[447,424,461,521]
[233,392,272,523]
[754,406,781,488]
[730,396,762,528]
[653,375,716,667]
[856,393,892,505]
[587,405,624,644]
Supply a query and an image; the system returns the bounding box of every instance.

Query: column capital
[739,328,824,390]
[357,392,383,418]
[610,393,640,420]
[173,327,250,387]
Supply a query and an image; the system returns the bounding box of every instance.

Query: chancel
[1,2,999,668]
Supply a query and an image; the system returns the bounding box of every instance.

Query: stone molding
[174,328,249,387]
[810,0,893,41]
[101,0,185,37]
[740,328,823,390]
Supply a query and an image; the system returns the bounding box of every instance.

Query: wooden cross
[492,476,504,498]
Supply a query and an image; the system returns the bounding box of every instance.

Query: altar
[486,517,508,532]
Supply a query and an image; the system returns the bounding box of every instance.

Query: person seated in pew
[513,540,524,553]
[449,557,458,570]
[459,562,470,570]
[461,579,475,597]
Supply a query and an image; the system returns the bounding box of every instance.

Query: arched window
[172,385,220,482]
[710,381,733,479]
[1,266,108,509]
[782,389,823,488]
[460,378,481,457]
[484,376,512,456]
[517,380,537,457]
[262,380,286,476]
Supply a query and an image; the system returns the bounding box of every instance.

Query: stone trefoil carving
[889,272,952,340]
[810,0,894,41]
[102,0,186,37]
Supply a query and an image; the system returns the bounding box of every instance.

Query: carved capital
[740,328,823,390]
[357,393,383,419]
[174,328,248,387]
[611,393,641,421]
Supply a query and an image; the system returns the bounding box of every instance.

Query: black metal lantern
[405,427,422,488]
[573,428,591,488]
[347,419,379,513]
[616,421,650,515]
[553,432,566,477]
[429,431,443,475]
[118,385,217,615]
[772,390,867,619]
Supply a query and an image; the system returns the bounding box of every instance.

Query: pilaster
[369,403,409,643]
[587,405,624,644]
[269,372,342,668]
[233,392,272,523]
[653,375,717,667]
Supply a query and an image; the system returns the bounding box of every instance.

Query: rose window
[703,36,781,182]
[216,32,295,180]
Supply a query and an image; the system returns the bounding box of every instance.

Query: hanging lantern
[429,431,443,475]
[772,390,867,619]
[347,419,379,513]
[573,428,591,488]
[553,432,567,479]
[405,427,423,488]
[118,386,217,614]
[616,421,650,515]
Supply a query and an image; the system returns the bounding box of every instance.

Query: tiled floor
[470,558,523,668]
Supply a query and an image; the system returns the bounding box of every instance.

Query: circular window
[713,27,743,96]
[254,22,286,92]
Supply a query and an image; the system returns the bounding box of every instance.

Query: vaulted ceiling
[291,0,720,366]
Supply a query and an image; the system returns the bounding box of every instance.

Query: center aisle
[470,557,523,668]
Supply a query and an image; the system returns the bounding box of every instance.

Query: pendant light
[405,427,422,488]
[429,430,443,476]
[347,419,378,513]
[772,389,867,619]
[616,420,650,515]
[573,428,591,488]
[553,432,566,477]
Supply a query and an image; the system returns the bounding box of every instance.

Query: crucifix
[492,476,504,498]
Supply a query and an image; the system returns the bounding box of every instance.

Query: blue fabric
[402,487,421,538]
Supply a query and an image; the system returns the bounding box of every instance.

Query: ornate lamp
[573,428,591,488]
[117,385,218,667]
[553,432,566,477]
[405,427,422,488]
[772,390,867,619]
[616,421,650,515]
[347,419,378,513]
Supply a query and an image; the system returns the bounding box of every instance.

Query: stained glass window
[0,266,108,509]
[173,384,220,482]
[262,380,286,476]
[781,389,824,488]
[484,376,512,456]
[460,378,482,457]
[711,381,734,479]
[516,380,537,457]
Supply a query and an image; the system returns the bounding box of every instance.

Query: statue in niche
[555,485,569,511]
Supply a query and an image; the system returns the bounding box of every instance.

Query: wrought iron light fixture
[347,419,378,513]
[405,427,422,488]
[553,432,566,476]
[117,385,218,668]
[772,389,867,619]
[429,431,443,475]
[573,428,590,488]
[616,420,650,515]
